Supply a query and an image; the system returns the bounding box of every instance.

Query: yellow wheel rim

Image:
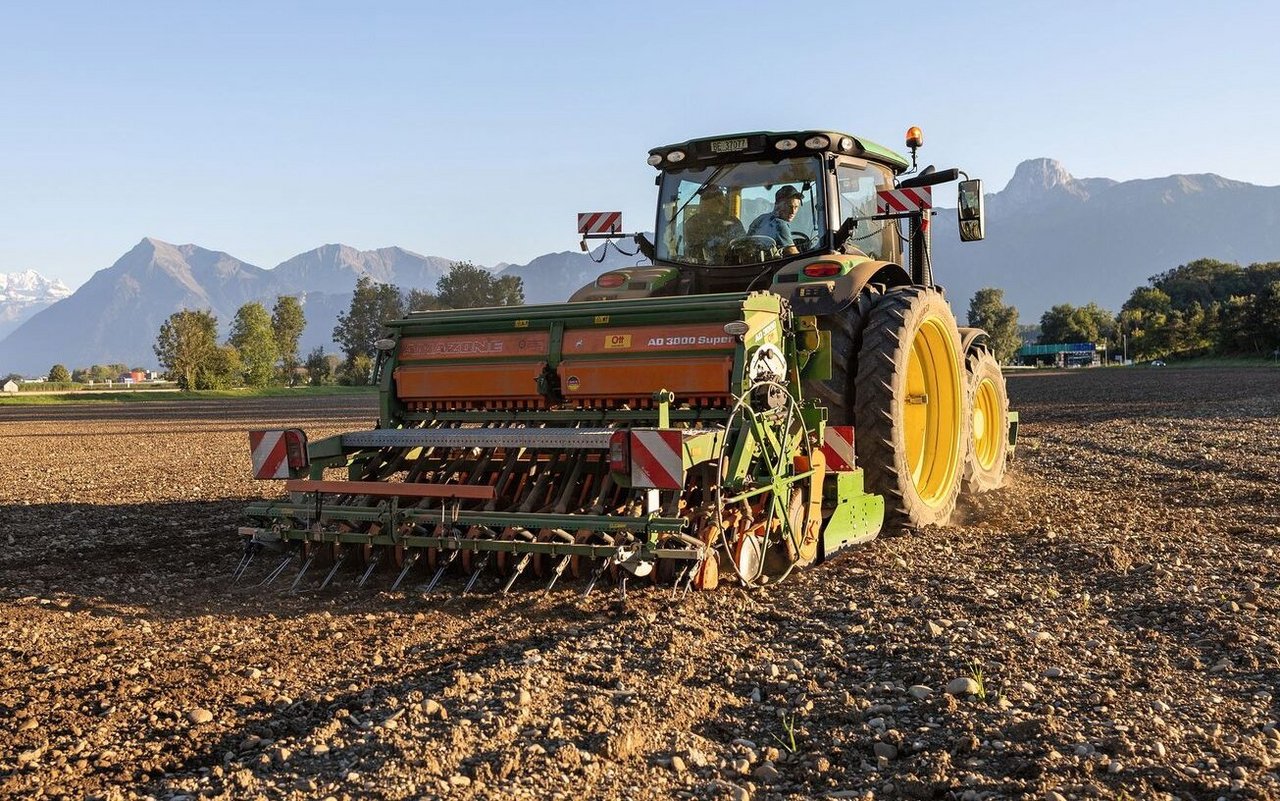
[902,317,962,506]
[972,375,1001,471]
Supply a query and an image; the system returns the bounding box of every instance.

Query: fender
[771,255,912,315]
[958,327,990,356]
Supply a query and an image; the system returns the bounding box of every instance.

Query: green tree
[340,353,374,386]
[407,288,445,312]
[199,345,243,390]
[304,346,337,386]
[70,367,89,383]
[48,364,71,383]
[271,295,307,383]
[228,302,279,387]
[966,288,1021,363]
[3,372,22,385]
[332,277,406,379]
[436,261,524,308]
[154,309,220,390]
[1038,303,1115,346]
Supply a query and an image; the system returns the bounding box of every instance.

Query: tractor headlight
[374,338,396,352]
[666,150,686,163]
[774,138,797,151]
[804,135,830,149]
[838,137,854,151]
[646,153,663,166]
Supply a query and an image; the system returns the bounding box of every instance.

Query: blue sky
[1,0,1275,287]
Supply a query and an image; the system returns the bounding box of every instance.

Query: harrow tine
[544,555,570,594]
[357,552,382,588]
[390,551,421,591]
[501,554,532,595]
[230,543,257,585]
[680,558,702,597]
[671,562,693,600]
[258,554,295,587]
[424,551,459,594]
[582,557,614,598]
[289,555,316,594]
[461,553,493,595]
[318,552,347,591]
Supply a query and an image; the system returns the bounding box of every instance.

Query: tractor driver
[747,185,804,256]
[685,186,745,263]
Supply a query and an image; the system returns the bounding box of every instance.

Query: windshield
[656,157,826,266]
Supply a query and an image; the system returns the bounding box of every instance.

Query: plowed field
[3,369,1279,801]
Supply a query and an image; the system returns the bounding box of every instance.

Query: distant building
[1016,342,1100,367]
[2,380,17,393]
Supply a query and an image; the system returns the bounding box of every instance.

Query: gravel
[3,369,1280,799]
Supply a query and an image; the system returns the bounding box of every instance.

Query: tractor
[237,127,1014,594]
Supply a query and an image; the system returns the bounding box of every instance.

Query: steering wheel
[791,232,813,250]
[726,235,782,263]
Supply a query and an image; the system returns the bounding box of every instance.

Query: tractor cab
[574,128,985,300]
[650,130,905,273]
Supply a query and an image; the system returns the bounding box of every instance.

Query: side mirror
[958,179,985,242]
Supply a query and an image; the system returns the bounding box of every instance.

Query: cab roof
[648,130,910,172]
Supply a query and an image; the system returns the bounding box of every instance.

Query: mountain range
[3,158,1278,374]
[0,239,640,374]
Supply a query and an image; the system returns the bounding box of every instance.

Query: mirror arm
[634,233,656,260]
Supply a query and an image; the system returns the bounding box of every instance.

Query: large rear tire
[802,284,883,426]
[853,287,968,529]
[962,347,1009,493]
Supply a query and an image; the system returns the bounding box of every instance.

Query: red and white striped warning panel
[629,429,684,489]
[820,426,856,472]
[249,429,309,479]
[577,211,622,235]
[876,187,932,214]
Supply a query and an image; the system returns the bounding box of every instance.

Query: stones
[753,762,780,782]
[186,708,214,725]
[908,685,933,700]
[1043,667,1064,678]
[946,677,981,696]
[669,755,687,774]
[873,742,898,760]
[517,688,532,707]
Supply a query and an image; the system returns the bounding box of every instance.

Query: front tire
[854,287,968,529]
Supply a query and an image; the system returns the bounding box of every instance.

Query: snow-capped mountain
[0,270,73,340]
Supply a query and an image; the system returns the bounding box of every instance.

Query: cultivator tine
[679,559,702,597]
[391,551,421,591]
[318,552,347,591]
[671,562,694,600]
[461,552,493,595]
[258,554,295,587]
[501,554,532,595]
[582,557,614,598]
[230,542,257,585]
[357,552,382,588]
[424,550,459,594]
[289,554,316,594]
[544,555,571,594]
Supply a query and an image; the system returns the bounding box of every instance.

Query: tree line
[151,261,523,390]
[966,257,1280,364]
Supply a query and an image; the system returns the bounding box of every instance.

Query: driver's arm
[778,220,799,256]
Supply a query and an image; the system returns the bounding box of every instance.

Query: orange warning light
[906,126,924,149]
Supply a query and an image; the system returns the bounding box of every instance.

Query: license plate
[711,138,748,153]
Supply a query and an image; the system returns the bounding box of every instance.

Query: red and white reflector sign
[577,211,622,235]
[876,187,932,214]
[249,429,309,479]
[629,429,684,489]
[820,426,856,472]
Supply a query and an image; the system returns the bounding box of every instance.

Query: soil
[2,369,1279,801]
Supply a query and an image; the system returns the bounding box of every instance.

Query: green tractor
[575,127,1012,529]
[238,126,1014,593]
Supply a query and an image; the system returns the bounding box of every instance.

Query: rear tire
[802,284,884,425]
[853,287,968,529]
[962,348,1009,493]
